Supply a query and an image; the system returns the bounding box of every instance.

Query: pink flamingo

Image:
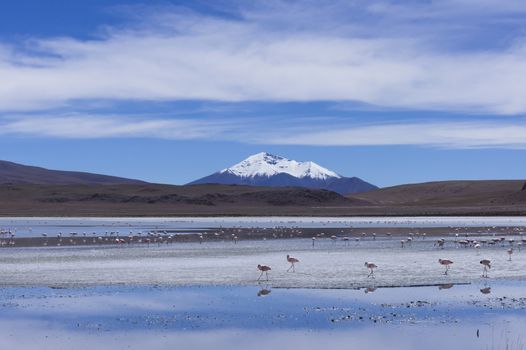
[286,255,299,272]
[364,262,377,278]
[438,259,453,275]
[257,264,271,281]
[480,259,491,278]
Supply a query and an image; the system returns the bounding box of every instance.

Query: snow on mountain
[220,152,341,180]
[188,152,378,195]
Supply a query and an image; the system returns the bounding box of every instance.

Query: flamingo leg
[266,271,269,281]
[257,271,263,281]
[287,264,292,272]
[292,263,295,272]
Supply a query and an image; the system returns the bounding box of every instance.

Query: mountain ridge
[0,160,145,185]
[189,152,377,195]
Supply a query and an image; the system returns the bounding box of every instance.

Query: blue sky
[1,0,525,187]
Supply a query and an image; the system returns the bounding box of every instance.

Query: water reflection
[364,286,377,294]
[438,283,454,290]
[0,283,525,350]
[480,287,491,294]
[257,283,272,297]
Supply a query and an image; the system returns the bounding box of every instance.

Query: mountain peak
[220,152,341,180]
[189,152,378,194]
[245,152,285,164]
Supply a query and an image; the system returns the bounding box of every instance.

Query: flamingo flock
[255,254,506,282]
[1,224,523,285]
[254,231,520,281]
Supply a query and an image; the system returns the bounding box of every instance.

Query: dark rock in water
[521,182,526,191]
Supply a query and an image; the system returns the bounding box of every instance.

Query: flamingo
[286,255,299,272]
[257,264,271,281]
[438,259,453,275]
[480,259,491,278]
[507,248,513,261]
[364,262,377,278]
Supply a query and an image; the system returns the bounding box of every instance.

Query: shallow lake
[1,217,525,349]
[0,282,524,350]
[2,216,526,238]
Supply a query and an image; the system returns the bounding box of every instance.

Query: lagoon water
[0,283,524,350]
[2,216,526,238]
[1,216,525,349]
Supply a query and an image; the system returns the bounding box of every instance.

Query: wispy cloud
[0,0,526,114]
[0,114,232,140]
[260,120,526,149]
[3,113,526,149]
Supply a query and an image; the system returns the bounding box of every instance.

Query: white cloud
[0,115,231,140]
[260,120,526,148]
[3,114,526,149]
[0,1,526,114]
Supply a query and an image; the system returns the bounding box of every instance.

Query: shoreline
[2,225,526,247]
[2,210,526,217]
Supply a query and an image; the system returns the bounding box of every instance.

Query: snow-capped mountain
[221,152,340,180]
[188,152,377,195]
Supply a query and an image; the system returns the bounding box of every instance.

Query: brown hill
[2,180,526,217]
[0,183,364,216]
[0,160,145,185]
[349,180,526,208]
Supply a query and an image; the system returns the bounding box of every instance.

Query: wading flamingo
[507,248,513,261]
[480,259,491,278]
[286,255,299,272]
[257,264,271,281]
[438,259,453,275]
[364,262,377,278]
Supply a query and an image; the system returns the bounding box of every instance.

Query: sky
[1,0,525,187]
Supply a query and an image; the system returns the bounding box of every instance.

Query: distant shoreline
[3,225,525,247]
[2,210,526,218]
